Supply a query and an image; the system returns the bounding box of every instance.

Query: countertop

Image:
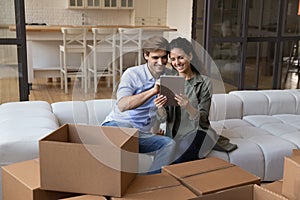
[9,25,177,32]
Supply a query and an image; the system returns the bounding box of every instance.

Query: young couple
[102,36,235,174]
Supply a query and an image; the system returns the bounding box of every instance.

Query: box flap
[2,159,40,189]
[162,157,233,179]
[125,174,180,194]
[182,166,260,195]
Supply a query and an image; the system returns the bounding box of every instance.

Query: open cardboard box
[39,124,139,197]
[162,157,260,195]
[2,159,76,200]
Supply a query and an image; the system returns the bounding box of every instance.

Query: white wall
[166,0,193,39]
[0,0,133,26]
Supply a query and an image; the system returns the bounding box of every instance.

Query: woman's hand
[154,94,167,108]
[174,93,190,109]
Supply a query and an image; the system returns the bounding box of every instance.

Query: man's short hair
[142,35,169,56]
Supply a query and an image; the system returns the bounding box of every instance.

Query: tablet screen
[160,75,185,106]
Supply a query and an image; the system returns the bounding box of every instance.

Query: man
[102,35,176,174]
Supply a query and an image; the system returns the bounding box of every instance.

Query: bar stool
[87,28,117,93]
[59,27,87,94]
[118,28,143,77]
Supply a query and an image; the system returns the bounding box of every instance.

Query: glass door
[0,0,28,103]
[194,0,300,90]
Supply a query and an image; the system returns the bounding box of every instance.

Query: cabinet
[134,0,166,26]
[69,0,84,8]
[68,0,134,9]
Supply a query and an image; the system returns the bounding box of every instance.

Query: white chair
[87,28,117,93]
[59,27,87,94]
[118,28,143,77]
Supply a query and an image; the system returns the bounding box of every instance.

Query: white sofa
[1,89,300,196]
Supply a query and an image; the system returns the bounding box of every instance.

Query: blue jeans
[102,120,176,174]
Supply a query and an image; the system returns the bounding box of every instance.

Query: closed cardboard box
[39,124,139,197]
[2,159,75,200]
[191,184,288,200]
[162,157,260,195]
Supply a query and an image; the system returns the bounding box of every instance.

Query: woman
[155,37,236,164]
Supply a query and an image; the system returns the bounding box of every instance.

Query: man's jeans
[102,120,176,174]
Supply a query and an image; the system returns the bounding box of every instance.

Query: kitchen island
[11,25,177,83]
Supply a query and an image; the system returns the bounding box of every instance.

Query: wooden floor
[29,77,116,104]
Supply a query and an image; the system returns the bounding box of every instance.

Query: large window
[0,0,28,102]
[193,0,300,90]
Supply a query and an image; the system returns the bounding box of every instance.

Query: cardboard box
[162,157,260,195]
[59,195,106,199]
[111,185,197,200]
[191,184,288,200]
[282,156,300,200]
[39,124,139,197]
[2,159,75,200]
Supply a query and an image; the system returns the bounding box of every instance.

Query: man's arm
[118,83,159,112]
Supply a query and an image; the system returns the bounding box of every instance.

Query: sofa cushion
[0,101,59,165]
[51,101,89,125]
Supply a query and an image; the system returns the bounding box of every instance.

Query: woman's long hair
[169,37,206,75]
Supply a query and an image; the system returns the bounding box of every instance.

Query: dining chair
[118,28,143,77]
[59,27,87,94]
[87,28,117,93]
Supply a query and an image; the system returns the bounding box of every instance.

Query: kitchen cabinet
[119,0,134,9]
[68,0,133,9]
[69,0,84,8]
[87,0,101,8]
[134,0,166,26]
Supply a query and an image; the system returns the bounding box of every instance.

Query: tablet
[160,75,185,106]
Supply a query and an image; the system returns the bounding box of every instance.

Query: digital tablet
[160,75,185,106]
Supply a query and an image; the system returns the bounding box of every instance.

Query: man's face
[144,49,168,78]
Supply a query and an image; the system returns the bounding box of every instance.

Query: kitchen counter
[19,25,177,83]
[10,25,177,32]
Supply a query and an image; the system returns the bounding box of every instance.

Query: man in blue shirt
[102,35,176,174]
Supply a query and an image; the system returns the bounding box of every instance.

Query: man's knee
[161,136,176,149]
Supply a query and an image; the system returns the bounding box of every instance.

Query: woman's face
[169,48,192,74]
